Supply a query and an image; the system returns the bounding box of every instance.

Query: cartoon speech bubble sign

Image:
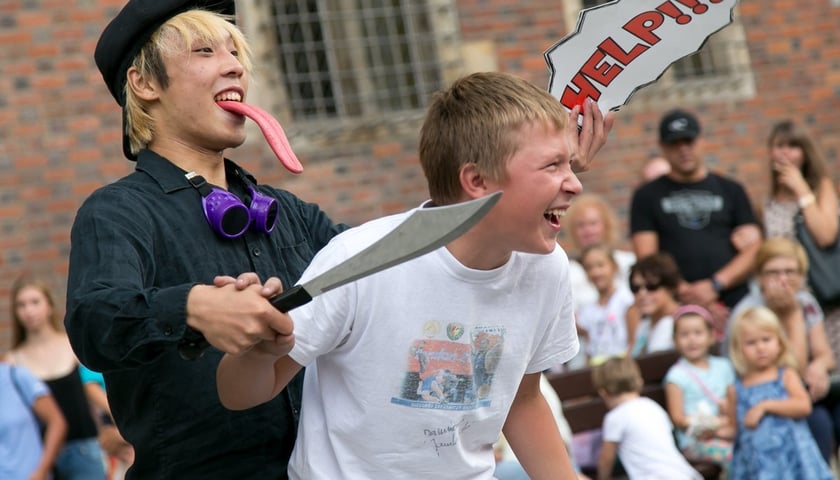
[545,0,739,116]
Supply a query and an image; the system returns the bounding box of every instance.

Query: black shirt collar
[134,149,259,193]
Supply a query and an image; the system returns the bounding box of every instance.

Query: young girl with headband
[664,304,735,475]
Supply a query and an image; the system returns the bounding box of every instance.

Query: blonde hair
[564,194,621,251]
[591,356,643,396]
[728,306,797,375]
[11,275,61,348]
[125,10,253,155]
[419,72,569,205]
[753,237,809,275]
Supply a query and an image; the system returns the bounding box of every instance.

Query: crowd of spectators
[553,109,840,479]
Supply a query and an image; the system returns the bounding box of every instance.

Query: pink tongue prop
[217,100,304,174]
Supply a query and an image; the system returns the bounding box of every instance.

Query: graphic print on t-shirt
[390,322,505,410]
[660,189,723,229]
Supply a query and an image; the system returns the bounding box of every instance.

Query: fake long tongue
[217,100,304,174]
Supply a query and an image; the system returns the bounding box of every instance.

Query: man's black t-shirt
[630,173,756,308]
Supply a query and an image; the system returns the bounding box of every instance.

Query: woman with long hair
[5,275,106,480]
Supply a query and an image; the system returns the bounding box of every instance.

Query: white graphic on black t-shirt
[661,190,723,230]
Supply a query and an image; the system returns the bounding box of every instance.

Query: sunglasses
[630,281,664,294]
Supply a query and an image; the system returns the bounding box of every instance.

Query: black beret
[94,0,235,160]
[95,0,236,107]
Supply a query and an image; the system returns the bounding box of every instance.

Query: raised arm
[570,99,615,174]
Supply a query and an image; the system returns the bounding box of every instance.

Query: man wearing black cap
[64,2,345,478]
[629,109,760,314]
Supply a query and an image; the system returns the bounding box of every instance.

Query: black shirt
[65,150,346,479]
[45,365,99,441]
[630,173,757,308]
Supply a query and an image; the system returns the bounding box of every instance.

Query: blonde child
[664,305,735,473]
[593,357,701,480]
[577,244,633,364]
[727,306,833,479]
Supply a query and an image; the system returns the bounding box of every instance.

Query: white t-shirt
[577,287,634,359]
[568,249,636,312]
[632,315,675,356]
[287,207,580,480]
[602,396,702,480]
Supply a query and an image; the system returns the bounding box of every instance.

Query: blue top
[65,150,346,479]
[664,356,736,449]
[78,364,106,390]
[0,364,50,479]
[730,368,833,480]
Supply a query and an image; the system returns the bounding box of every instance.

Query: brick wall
[1,0,839,349]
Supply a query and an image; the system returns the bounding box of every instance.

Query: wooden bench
[545,350,722,480]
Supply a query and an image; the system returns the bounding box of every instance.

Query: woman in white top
[563,194,636,313]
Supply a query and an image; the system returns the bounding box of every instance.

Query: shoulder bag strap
[677,359,721,404]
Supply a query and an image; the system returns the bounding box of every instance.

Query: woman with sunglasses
[628,252,684,357]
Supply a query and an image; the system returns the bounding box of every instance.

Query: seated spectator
[726,306,833,480]
[564,193,636,314]
[665,305,735,475]
[593,356,702,480]
[577,244,634,364]
[628,253,682,356]
[561,194,635,370]
[757,119,840,363]
[724,237,839,464]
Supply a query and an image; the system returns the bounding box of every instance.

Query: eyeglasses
[630,281,664,294]
[760,268,801,278]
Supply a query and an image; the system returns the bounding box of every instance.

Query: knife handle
[269,285,313,312]
[177,286,313,361]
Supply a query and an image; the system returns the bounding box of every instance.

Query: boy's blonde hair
[728,306,798,375]
[419,72,569,205]
[125,10,253,156]
[591,356,643,396]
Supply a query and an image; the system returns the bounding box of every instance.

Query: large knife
[179,192,501,360]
